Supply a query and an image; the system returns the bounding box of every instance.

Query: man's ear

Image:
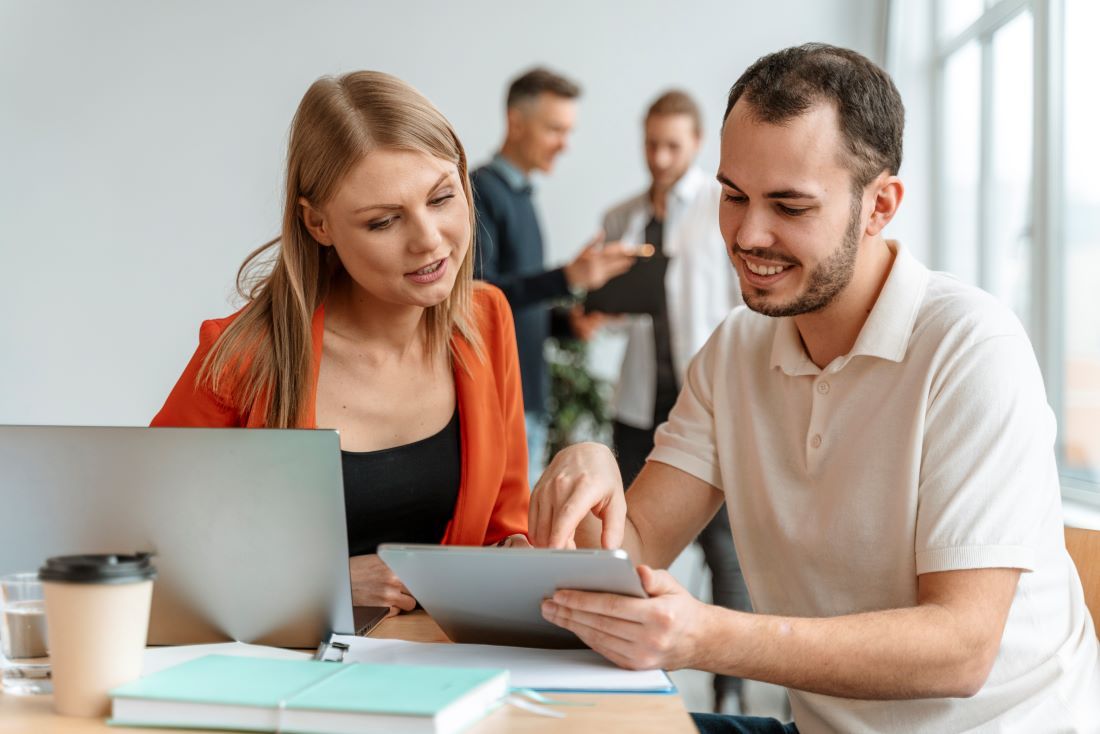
[505,106,527,139]
[299,197,333,246]
[865,174,904,237]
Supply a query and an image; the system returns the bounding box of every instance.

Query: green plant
[545,335,612,457]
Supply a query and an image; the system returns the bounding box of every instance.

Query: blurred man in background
[472,67,635,487]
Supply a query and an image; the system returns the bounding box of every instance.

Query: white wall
[0,0,884,425]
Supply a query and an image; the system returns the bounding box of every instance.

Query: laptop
[0,425,369,648]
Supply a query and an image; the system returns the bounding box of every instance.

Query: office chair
[1065,525,1100,638]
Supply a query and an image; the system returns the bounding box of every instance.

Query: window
[933,0,1100,499]
[986,10,1032,327]
[1063,0,1100,490]
[937,0,983,41]
[939,42,981,285]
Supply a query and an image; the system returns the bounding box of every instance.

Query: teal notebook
[108,655,509,734]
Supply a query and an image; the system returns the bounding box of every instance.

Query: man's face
[508,92,577,173]
[644,113,701,191]
[717,100,867,317]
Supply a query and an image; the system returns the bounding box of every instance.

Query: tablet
[377,544,646,649]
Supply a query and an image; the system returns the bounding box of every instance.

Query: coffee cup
[39,554,156,717]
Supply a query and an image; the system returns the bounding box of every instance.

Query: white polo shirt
[651,242,1100,732]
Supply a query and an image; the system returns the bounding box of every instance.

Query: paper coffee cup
[39,554,156,718]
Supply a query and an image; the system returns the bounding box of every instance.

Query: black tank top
[341,408,461,556]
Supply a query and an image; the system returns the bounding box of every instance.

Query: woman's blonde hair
[199,71,481,428]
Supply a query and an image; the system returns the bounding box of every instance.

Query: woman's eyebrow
[352,172,452,214]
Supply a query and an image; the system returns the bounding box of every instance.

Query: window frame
[930,0,1097,503]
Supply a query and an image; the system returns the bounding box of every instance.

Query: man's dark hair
[723,43,904,190]
[506,67,581,109]
[646,89,703,136]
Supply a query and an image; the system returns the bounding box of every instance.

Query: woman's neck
[324,276,428,362]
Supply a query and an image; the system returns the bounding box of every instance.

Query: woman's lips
[405,257,448,284]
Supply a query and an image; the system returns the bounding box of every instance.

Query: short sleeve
[648,327,724,489]
[915,332,1057,574]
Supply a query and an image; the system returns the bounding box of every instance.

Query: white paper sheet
[141,642,311,676]
[330,634,674,693]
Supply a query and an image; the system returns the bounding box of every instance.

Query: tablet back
[378,544,645,648]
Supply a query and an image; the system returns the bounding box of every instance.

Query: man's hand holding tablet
[529,442,718,672]
[378,542,647,649]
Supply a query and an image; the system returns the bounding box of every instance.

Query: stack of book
[109,654,508,734]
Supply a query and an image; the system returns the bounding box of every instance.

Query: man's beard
[740,196,863,318]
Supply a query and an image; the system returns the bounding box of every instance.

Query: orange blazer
[151,283,530,546]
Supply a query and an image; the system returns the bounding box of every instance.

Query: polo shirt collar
[770,241,929,376]
[489,153,533,193]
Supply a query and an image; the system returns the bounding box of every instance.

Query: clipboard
[583,245,666,315]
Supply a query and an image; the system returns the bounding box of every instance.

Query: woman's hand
[496,533,533,548]
[348,553,416,616]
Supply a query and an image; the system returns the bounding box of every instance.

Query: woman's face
[303,148,470,312]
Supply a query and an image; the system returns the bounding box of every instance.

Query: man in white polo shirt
[529,44,1100,733]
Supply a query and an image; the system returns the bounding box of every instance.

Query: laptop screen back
[0,425,354,648]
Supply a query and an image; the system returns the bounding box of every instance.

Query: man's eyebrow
[765,189,818,201]
[716,172,739,191]
[715,173,818,201]
[353,172,451,214]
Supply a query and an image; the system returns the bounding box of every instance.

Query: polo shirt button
[817,381,830,394]
[810,434,822,448]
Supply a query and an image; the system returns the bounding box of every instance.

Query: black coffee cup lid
[38,553,157,584]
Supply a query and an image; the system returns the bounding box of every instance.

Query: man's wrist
[561,264,586,299]
[692,602,746,675]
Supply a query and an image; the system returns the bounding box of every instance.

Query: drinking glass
[0,572,52,695]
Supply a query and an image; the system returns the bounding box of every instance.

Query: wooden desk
[0,611,696,733]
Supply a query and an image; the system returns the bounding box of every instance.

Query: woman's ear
[299,197,333,246]
[865,174,904,237]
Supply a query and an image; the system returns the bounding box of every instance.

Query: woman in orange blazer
[152,71,529,616]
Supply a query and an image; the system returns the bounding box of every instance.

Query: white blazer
[600,166,741,430]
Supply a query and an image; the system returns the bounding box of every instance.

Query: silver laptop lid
[0,425,354,648]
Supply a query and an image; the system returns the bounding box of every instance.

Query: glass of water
[0,572,52,695]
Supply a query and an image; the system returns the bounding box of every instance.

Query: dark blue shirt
[471,155,571,416]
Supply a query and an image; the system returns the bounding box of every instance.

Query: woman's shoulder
[194,307,248,350]
[471,280,508,309]
[471,279,509,314]
[466,282,516,355]
[152,306,254,427]
[189,307,260,396]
